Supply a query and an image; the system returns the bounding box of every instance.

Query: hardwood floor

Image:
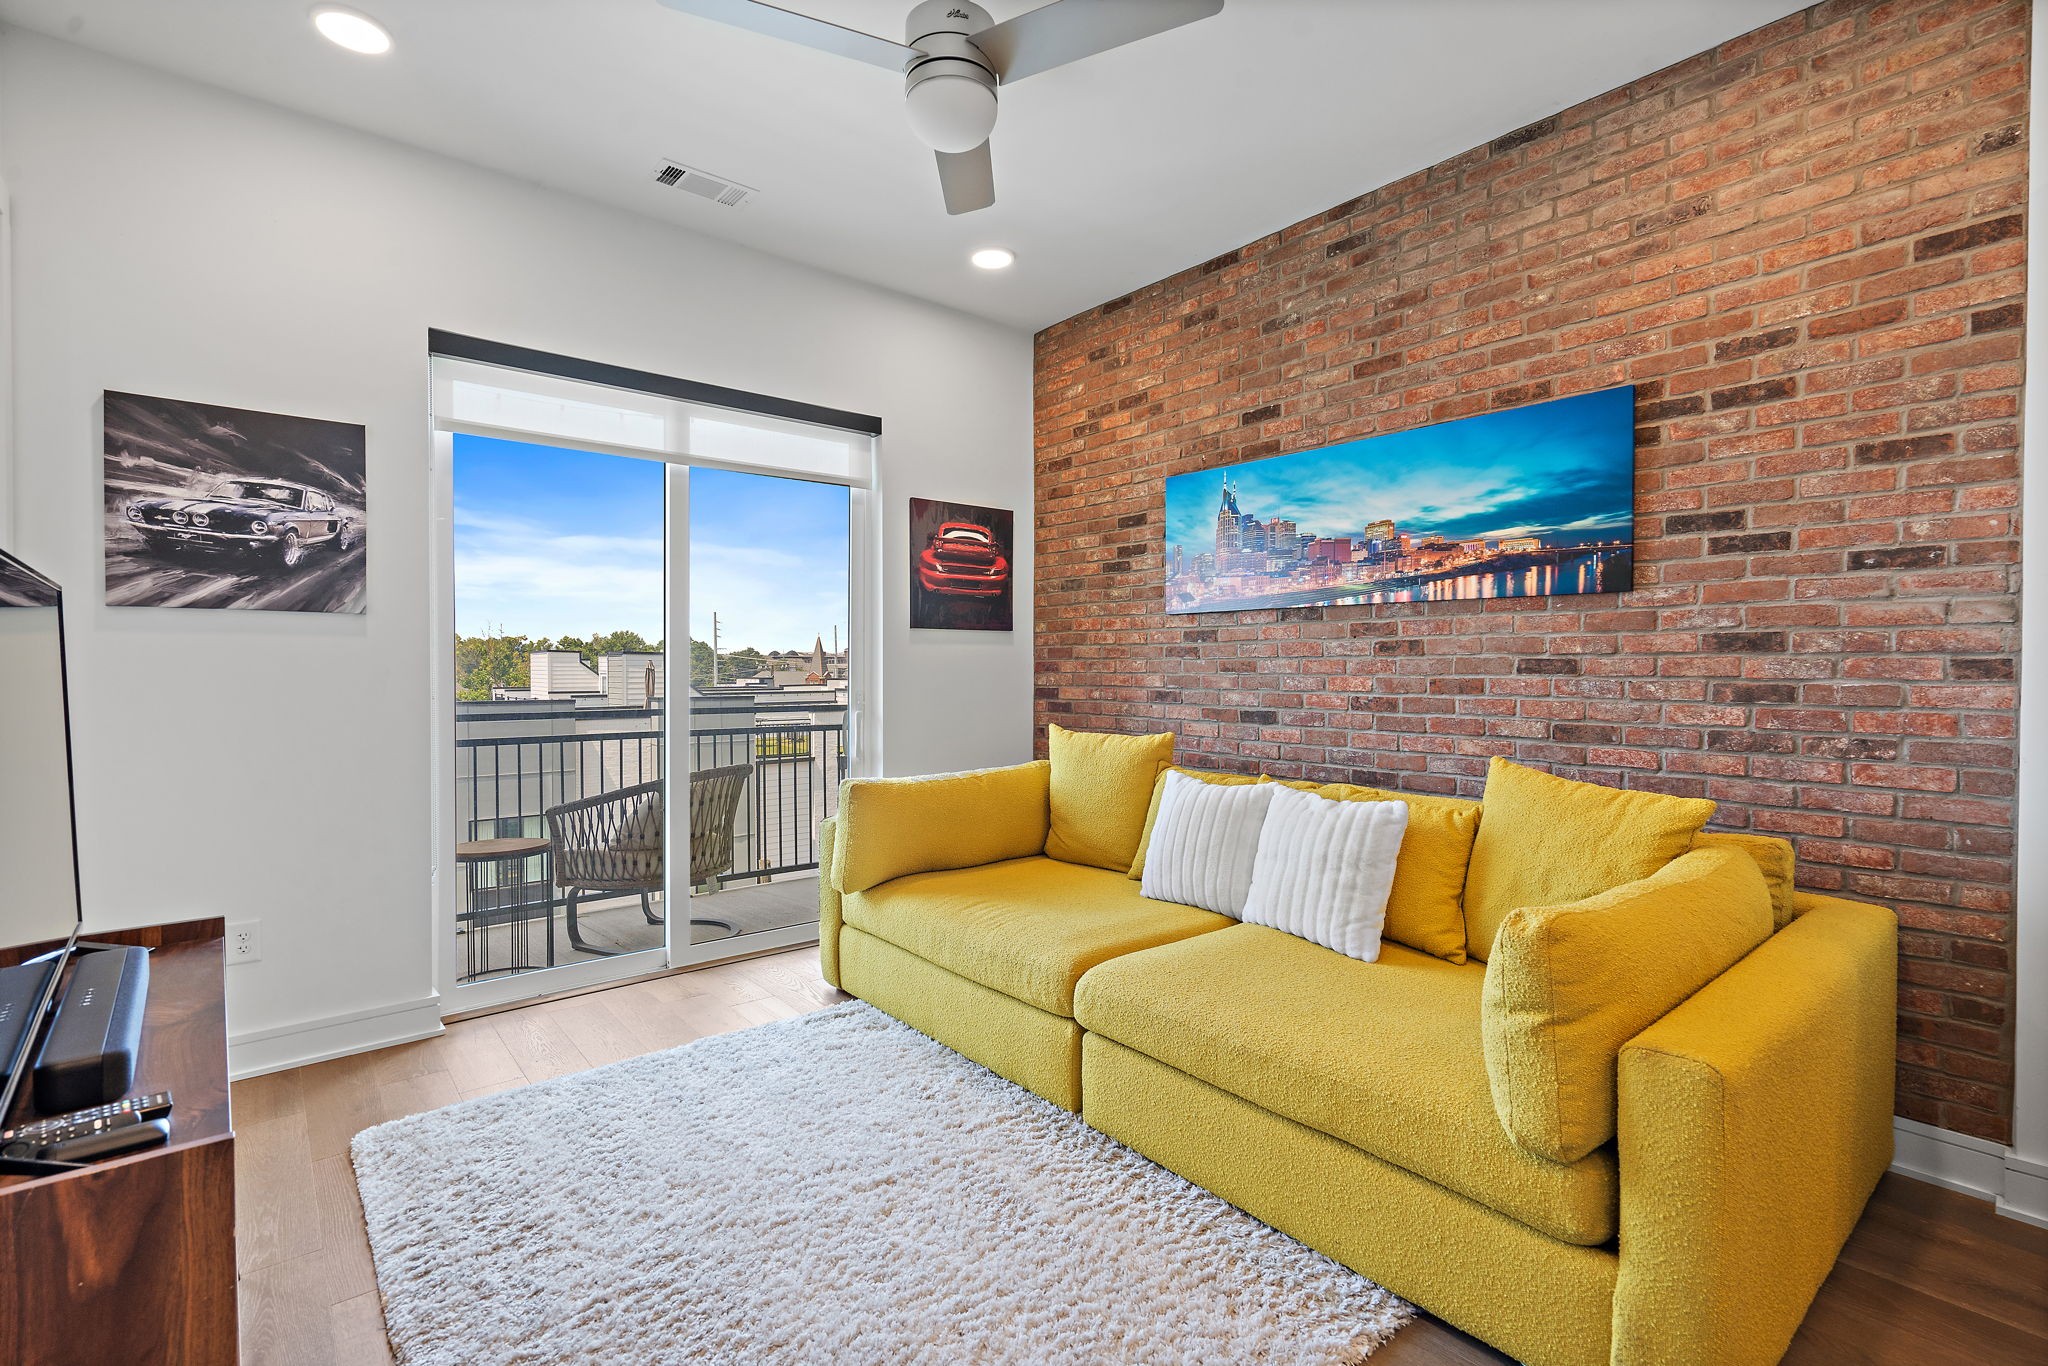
[235,948,2048,1366]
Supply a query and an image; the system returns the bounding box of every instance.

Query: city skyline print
[1165,386,1636,615]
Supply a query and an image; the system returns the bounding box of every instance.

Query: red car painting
[917,522,1009,598]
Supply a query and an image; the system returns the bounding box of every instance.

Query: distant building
[1309,537,1355,563]
[771,636,834,687]
[500,650,602,701]
[1500,537,1542,553]
[598,652,664,707]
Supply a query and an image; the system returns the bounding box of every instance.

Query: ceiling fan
[656,0,1226,214]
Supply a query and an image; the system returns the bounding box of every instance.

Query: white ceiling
[0,0,1814,330]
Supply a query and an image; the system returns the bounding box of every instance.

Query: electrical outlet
[227,921,261,965]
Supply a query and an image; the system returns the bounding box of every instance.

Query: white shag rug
[351,1001,1412,1365]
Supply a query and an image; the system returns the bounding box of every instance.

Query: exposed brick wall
[1033,0,2028,1142]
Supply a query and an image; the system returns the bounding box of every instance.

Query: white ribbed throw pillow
[1139,770,1277,917]
[1240,783,1409,962]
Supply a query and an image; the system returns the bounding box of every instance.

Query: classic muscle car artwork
[910,497,1013,632]
[126,479,358,567]
[104,391,367,614]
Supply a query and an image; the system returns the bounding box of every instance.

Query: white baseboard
[1889,1116,2007,1198]
[1999,1155,2048,1230]
[1889,1116,2048,1226]
[228,994,445,1081]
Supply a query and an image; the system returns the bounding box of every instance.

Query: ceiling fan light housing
[905,0,994,46]
[905,53,998,154]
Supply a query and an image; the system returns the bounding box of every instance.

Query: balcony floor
[458,876,819,976]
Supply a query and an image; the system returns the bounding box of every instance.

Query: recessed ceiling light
[312,7,392,56]
[971,247,1015,271]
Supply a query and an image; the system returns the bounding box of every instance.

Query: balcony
[453,694,843,979]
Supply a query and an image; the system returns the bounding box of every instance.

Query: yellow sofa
[815,760,1897,1366]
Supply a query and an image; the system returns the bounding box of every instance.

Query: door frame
[427,347,878,1013]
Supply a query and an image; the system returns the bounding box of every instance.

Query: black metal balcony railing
[453,706,846,917]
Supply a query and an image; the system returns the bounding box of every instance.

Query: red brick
[1033,0,2023,1144]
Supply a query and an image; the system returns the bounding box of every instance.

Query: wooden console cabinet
[0,919,237,1365]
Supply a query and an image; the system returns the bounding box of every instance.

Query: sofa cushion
[1463,757,1716,961]
[1482,845,1774,1165]
[834,761,1049,895]
[1691,830,1797,928]
[1044,725,1176,872]
[1128,766,1263,880]
[1074,923,1619,1246]
[842,855,1231,1017]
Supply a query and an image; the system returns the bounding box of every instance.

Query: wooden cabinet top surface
[0,919,231,1192]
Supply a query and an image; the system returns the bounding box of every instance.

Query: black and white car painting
[104,391,367,614]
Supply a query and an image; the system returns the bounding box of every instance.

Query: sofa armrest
[1611,895,1896,1366]
[817,817,843,987]
[833,761,1050,895]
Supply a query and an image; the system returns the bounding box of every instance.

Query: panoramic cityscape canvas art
[1165,386,1636,615]
[104,391,367,614]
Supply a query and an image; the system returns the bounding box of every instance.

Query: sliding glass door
[449,435,670,996]
[676,468,851,965]
[431,352,873,1009]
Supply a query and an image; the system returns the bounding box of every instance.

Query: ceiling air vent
[652,159,756,209]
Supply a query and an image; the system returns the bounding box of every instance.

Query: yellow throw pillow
[1463,757,1716,961]
[1357,788,1480,965]
[834,761,1050,895]
[1045,725,1176,872]
[1128,767,1263,879]
[1481,846,1774,1163]
[1691,830,1797,928]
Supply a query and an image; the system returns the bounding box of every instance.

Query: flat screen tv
[1164,385,1636,614]
[0,547,85,1129]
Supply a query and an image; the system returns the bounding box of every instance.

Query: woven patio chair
[542,762,754,953]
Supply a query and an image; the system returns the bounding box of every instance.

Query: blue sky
[1165,386,1635,554]
[453,435,848,650]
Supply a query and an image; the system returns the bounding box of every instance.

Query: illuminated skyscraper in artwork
[1214,478,1243,559]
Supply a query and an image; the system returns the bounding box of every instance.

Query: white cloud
[453,506,845,651]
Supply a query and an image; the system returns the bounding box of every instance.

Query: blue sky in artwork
[1164,386,1636,555]
[453,435,847,650]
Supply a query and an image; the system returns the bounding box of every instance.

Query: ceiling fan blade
[973,0,1224,84]
[936,143,996,215]
[656,0,921,71]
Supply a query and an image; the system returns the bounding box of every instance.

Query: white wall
[0,29,1033,1065]
[0,25,12,540]
[2005,2,2048,1229]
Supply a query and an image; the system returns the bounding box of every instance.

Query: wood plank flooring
[234,948,2048,1366]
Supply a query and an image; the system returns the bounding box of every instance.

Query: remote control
[1,1090,173,1147]
[39,1117,170,1162]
